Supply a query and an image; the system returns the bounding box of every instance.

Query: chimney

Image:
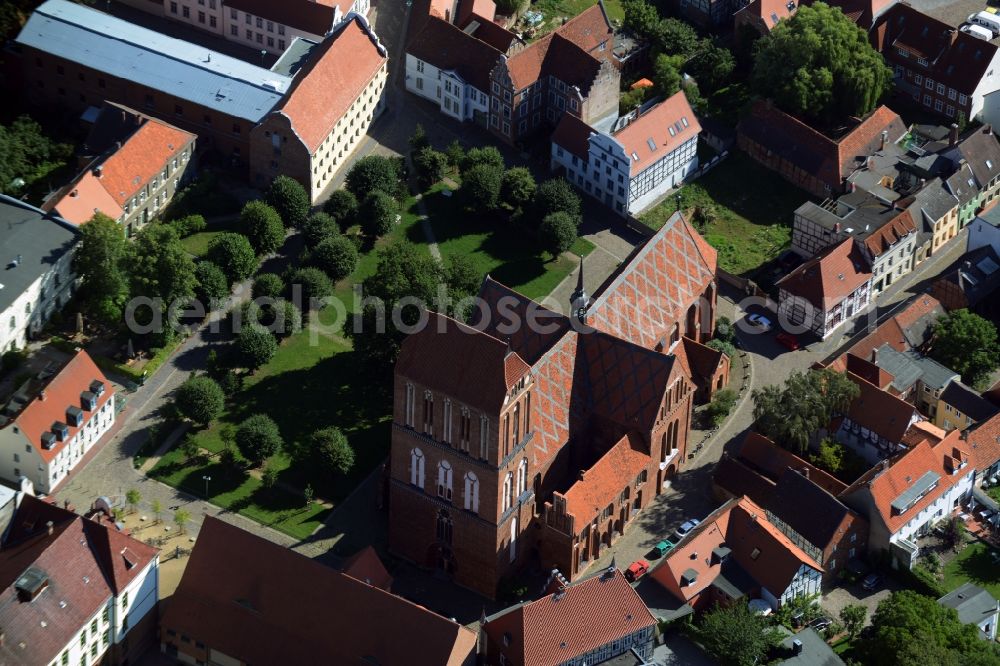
[950,123,959,146]
[880,129,888,150]
[93,165,103,178]
[834,222,841,233]
[46,521,53,536]
[70,190,79,198]
[801,466,809,479]
[578,470,586,481]
[871,347,878,364]
[38,390,45,401]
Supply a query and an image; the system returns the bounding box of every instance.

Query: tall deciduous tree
[753,369,860,453]
[653,54,683,97]
[237,324,278,371]
[688,43,736,94]
[532,178,581,221]
[413,146,448,189]
[265,175,310,228]
[500,167,537,211]
[312,234,358,282]
[930,309,1000,387]
[301,212,340,248]
[241,200,285,255]
[461,146,505,174]
[323,190,358,230]
[175,375,225,425]
[344,155,399,201]
[460,164,503,211]
[652,17,700,57]
[360,190,398,238]
[538,212,579,257]
[128,223,197,316]
[308,426,355,476]
[207,232,257,284]
[752,1,892,120]
[194,261,229,306]
[73,212,129,324]
[236,414,282,467]
[622,0,661,39]
[696,603,784,666]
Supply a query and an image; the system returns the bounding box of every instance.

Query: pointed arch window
[410,448,425,488]
[502,472,513,513]
[517,458,528,496]
[436,509,453,545]
[442,399,453,444]
[479,415,489,459]
[404,383,415,427]
[437,460,453,500]
[464,472,479,513]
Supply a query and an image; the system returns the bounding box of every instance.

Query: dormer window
[681,568,698,586]
[41,432,56,450]
[89,380,105,398]
[81,391,97,412]
[52,422,69,442]
[66,406,84,427]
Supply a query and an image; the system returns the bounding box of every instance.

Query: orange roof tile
[738,0,797,30]
[845,372,919,444]
[96,119,194,206]
[12,351,114,465]
[562,433,650,524]
[341,546,393,591]
[737,432,847,496]
[614,91,701,177]
[50,171,124,226]
[863,209,916,257]
[966,411,1000,474]
[485,569,655,666]
[776,237,871,310]
[276,17,387,153]
[551,3,614,55]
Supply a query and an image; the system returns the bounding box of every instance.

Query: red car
[625,559,650,582]
[776,332,800,350]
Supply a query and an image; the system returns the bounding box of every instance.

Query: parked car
[745,313,772,332]
[673,519,701,541]
[776,332,800,350]
[625,559,650,582]
[961,23,994,40]
[862,573,883,591]
[810,616,833,631]
[652,540,675,558]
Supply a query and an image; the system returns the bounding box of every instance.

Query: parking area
[911,0,1000,42]
[821,578,901,627]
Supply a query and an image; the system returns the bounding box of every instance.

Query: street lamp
[675,193,682,212]
[260,49,267,67]
[202,475,211,497]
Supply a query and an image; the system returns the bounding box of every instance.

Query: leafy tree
[308,427,355,476]
[125,488,141,514]
[275,300,302,337]
[360,190,398,238]
[301,212,340,248]
[237,324,278,371]
[706,388,738,425]
[180,435,200,462]
[689,43,735,93]
[706,338,736,357]
[312,234,358,282]
[715,315,735,343]
[169,214,206,237]
[494,0,519,14]
[285,266,334,309]
[696,602,783,666]
[241,200,285,255]
[681,79,709,115]
[942,516,968,551]
[262,464,278,489]
[0,115,72,195]
[653,53,683,96]
[619,86,648,115]
[460,164,503,211]
[252,273,285,299]
[408,123,430,156]
[752,369,860,453]
[840,604,867,640]
[344,155,399,201]
[235,414,282,467]
[175,375,225,425]
[265,175,310,228]
[128,224,197,333]
[207,232,257,285]
[653,18,700,57]
[194,261,230,305]
[445,253,483,306]
[413,145,448,189]
[860,590,1000,665]
[112,507,126,523]
[752,2,892,120]
[532,178,581,221]
[622,0,660,38]
[323,190,359,230]
[501,167,537,211]
[303,483,315,506]
[173,509,190,534]
[445,139,465,171]
[930,309,1000,387]
[219,442,238,468]
[151,498,162,524]
[73,212,129,324]
[538,211,579,257]
[461,146,505,173]
[809,438,844,474]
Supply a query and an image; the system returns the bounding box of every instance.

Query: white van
[967,11,1000,37]
[962,23,995,41]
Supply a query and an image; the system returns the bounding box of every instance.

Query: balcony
[659,448,680,470]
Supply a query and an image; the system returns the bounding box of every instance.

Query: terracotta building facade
[387,212,719,598]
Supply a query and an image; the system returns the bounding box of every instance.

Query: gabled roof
[408,4,504,93]
[613,91,702,177]
[505,32,602,92]
[844,371,919,444]
[777,237,871,310]
[551,3,614,56]
[484,569,655,666]
[938,583,1000,627]
[562,433,650,525]
[769,468,858,553]
[395,311,530,414]
[274,16,386,153]
[956,126,1000,191]
[588,212,717,349]
[0,495,157,666]
[735,0,798,31]
[966,411,1000,474]
[224,0,335,34]
[933,245,1000,308]
[460,13,520,52]
[48,171,124,227]
[863,208,916,257]
[736,432,847,496]
[340,546,392,591]
[472,276,571,366]
[679,336,725,383]
[161,517,477,666]
[551,112,594,162]
[10,350,114,465]
[941,381,999,423]
[713,454,778,507]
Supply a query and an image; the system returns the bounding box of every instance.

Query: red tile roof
[844,371,919,444]
[340,545,392,591]
[679,336,726,383]
[737,432,847,496]
[777,237,871,310]
[95,118,194,207]
[562,433,650,524]
[551,112,594,162]
[276,17,386,153]
[161,517,477,665]
[506,32,602,91]
[863,208,916,257]
[613,91,701,177]
[737,0,797,31]
[49,171,124,227]
[224,0,335,34]
[457,0,497,23]
[484,569,655,666]
[589,212,717,349]
[825,353,894,390]
[966,411,1000,474]
[551,3,614,56]
[408,8,504,93]
[11,350,114,465]
[0,496,157,666]
[462,13,520,52]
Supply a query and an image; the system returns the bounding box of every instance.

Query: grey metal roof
[874,344,924,392]
[906,351,959,391]
[779,628,845,666]
[891,470,941,514]
[17,0,291,122]
[270,37,319,77]
[0,195,78,314]
[938,583,999,628]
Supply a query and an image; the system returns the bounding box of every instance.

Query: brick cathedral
[387,212,728,598]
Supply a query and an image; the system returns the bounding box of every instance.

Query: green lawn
[531,0,624,29]
[179,217,245,258]
[639,151,810,276]
[149,327,392,539]
[419,184,595,301]
[941,541,1000,599]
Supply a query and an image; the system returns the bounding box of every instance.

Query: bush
[237,324,278,371]
[323,189,359,230]
[1,349,26,373]
[285,267,334,309]
[194,261,230,305]
[235,414,282,467]
[312,234,359,282]
[169,214,206,237]
[308,426,355,476]
[265,175,310,228]
[360,190,398,238]
[461,146,505,173]
[175,376,225,426]
[706,338,736,357]
[461,164,503,211]
[706,388,738,425]
[252,273,285,299]
[533,178,581,221]
[301,212,340,248]
[501,167,537,211]
[413,146,448,189]
[207,233,257,284]
[241,200,285,255]
[538,211,579,256]
[345,155,400,201]
[715,315,735,343]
